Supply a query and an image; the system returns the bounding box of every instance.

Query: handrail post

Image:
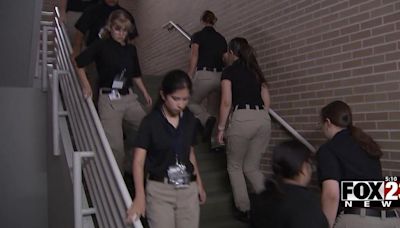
[52,69,69,156]
[74,151,95,228]
[42,26,50,92]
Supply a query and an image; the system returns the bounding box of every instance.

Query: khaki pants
[146,180,200,228]
[188,70,221,125]
[226,108,271,212]
[335,210,400,228]
[98,90,146,172]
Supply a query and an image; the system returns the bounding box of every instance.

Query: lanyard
[161,106,184,164]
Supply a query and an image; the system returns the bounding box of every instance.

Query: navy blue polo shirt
[191,26,227,69]
[221,60,264,107]
[75,38,141,92]
[75,1,138,46]
[253,182,328,228]
[317,129,382,183]
[134,106,198,178]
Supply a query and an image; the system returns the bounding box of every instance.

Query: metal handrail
[41,6,143,228]
[163,21,316,153]
[162,21,191,40]
[55,11,142,228]
[55,12,143,227]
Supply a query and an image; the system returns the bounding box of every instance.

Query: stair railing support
[73,151,96,228]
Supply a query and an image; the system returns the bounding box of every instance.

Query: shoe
[202,116,216,142]
[210,144,226,153]
[233,209,250,223]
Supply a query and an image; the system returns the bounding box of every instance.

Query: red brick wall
[121,0,400,176]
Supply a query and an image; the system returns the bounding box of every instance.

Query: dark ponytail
[228,37,267,86]
[321,100,382,158]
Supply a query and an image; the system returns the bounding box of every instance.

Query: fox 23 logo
[340,177,400,207]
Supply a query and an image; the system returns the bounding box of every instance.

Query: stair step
[201,170,231,194]
[200,217,249,228]
[198,157,226,173]
[200,191,233,221]
[196,149,226,161]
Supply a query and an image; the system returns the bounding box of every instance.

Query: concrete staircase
[141,76,249,228]
[196,143,249,228]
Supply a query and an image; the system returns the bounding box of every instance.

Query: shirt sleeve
[190,31,201,46]
[221,67,232,81]
[133,116,151,150]
[75,39,102,68]
[130,45,142,78]
[317,144,342,182]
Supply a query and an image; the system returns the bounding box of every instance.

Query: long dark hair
[321,100,382,158]
[268,141,313,195]
[154,69,192,108]
[228,37,267,85]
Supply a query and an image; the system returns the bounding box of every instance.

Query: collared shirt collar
[157,105,184,129]
[202,26,216,32]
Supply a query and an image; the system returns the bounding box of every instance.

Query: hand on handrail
[126,197,146,224]
[82,84,92,99]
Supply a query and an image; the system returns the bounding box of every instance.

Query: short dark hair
[201,10,217,25]
[272,141,313,179]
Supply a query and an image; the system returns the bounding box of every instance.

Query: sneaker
[202,116,216,142]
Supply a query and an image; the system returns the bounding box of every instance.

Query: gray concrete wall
[0,0,42,87]
[0,88,48,228]
[0,0,48,226]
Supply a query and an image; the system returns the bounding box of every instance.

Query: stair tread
[201,219,249,228]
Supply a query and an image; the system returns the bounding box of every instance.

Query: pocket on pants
[231,110,255,122]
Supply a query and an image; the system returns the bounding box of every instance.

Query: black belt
[197,66,222,72]
[100,88,129,96]
[148,174,197,184]
[342,208,398,218]
[234,104,264,110]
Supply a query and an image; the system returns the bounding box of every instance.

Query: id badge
[167,163,190,188]
[108,90,121,100]
[113,69,126,89]
[112,79,124,89]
